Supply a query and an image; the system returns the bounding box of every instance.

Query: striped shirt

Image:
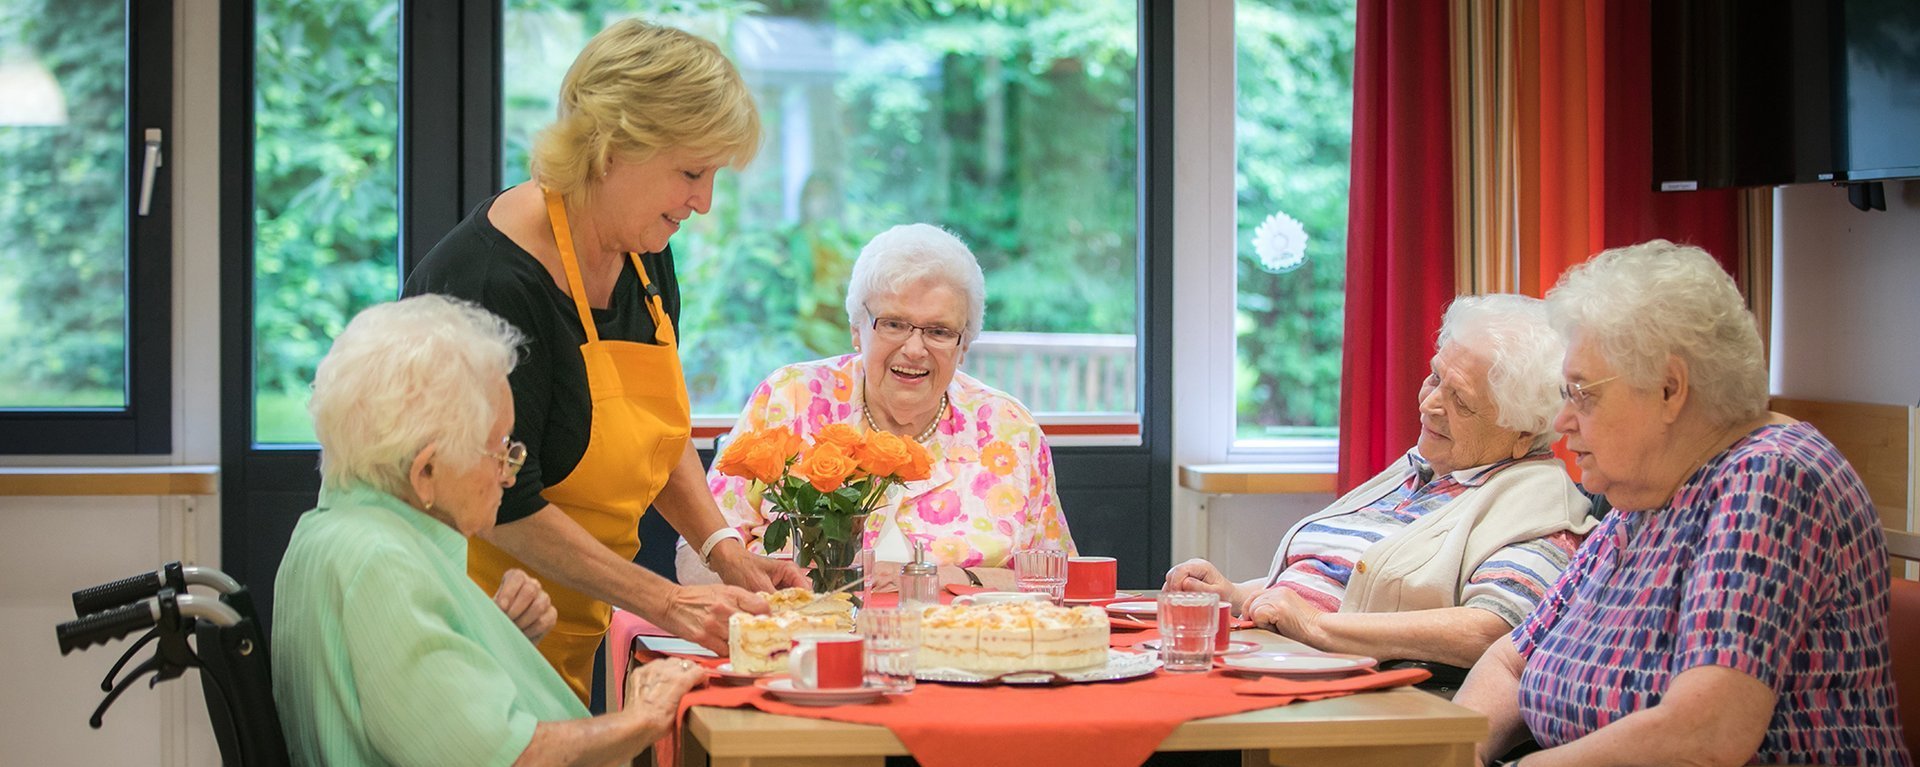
[1272,452,1582,625]
[1513,423,1911,765]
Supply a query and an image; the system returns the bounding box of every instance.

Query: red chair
[1889,529,1920,759]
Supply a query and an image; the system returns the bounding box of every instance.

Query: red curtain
[1336,0,1457,492]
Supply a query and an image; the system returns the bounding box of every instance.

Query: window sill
[0,465,219,496]
[1178,463,1336,495]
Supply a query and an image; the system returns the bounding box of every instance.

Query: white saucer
[1141,639,1260,656]
[711,662,775,684]
[1219,652,1377,677]
[755,677,886,706]
[1103,600,1158,617]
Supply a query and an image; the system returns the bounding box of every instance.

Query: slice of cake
[727,611,848,674]
[916,602,1108,673]
[763,587,856,631]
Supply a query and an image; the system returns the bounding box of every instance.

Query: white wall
[1771,182,1920,407]
[0,4,224,765]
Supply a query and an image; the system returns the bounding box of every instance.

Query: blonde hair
[529,19,761,206]
[309,296,523,498]
[1546,240,1767,427]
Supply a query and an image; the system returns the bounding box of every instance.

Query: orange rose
[714,428,801,484]
[794,442,861,493]
[896,437,933,482]
[815,422,865,453]
[856,430,912,477]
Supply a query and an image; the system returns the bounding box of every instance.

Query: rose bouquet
[714,423,933,593]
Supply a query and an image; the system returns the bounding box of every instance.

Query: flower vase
[794,513,869,599]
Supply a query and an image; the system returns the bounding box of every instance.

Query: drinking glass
[1156,591,1219,673]
[857,606,920,693]
[1012,548,1068,605]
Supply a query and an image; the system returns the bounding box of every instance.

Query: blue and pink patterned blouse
[1513,422,1911,764]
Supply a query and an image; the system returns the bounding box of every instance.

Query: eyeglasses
[866,306,964,348]
[1559,375,1619,413]
[484,439,528,476]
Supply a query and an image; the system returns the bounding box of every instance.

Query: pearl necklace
[863,390,949,443]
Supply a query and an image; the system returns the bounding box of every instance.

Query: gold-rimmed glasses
[1559,375,1619,413]
[484,439,528,477]
[865,304,964,348]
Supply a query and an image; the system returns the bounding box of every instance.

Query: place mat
[661,665,1430,767]
[1232,667,1430,697]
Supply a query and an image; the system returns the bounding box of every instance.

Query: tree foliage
[0,0,127,406]
[250,0,402,441]
[1234,0,1355,435]
[2,0,1354,442]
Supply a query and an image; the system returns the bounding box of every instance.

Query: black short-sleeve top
[401,192,682,526]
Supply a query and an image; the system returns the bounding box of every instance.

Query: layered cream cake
[726,588,857,673]
[918,601,1109,673]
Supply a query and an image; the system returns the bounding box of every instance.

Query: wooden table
[677,630,1487,767]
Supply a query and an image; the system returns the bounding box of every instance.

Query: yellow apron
[468,188,692,702]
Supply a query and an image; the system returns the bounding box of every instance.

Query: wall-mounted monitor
[1651,0,1920,190]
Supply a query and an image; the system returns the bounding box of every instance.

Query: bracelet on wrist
[698,527,745,566]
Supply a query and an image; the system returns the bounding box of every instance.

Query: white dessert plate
[710,662,776,683]
[917,649,1160,685]
[755,678,886,706]
[1219,652,1377,677]
[1103,600,1159,617]
[1064,591,1139,605]
[1140,639,1260,657]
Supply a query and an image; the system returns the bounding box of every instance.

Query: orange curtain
[1512,0,1741,295]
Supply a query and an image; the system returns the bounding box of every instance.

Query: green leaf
[764,517,790,553]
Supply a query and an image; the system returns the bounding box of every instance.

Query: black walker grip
[72,570,166,616]
[57,603,157,655]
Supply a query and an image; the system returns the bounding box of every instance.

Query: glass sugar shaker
[899,538,939,613]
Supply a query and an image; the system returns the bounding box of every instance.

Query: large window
[0,0,172,454]
[1233,0,1354,444]
[501,2,1141,425]
[250,0,401,444]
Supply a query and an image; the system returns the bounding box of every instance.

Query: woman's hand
[649,584,768,654]
[1164,559,1236,605]
[1243,586,1323,641]
[492,568,557,644]
[708,543,809,592]
[622,657,708,741]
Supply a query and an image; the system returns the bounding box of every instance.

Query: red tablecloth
[661,665,1429,767]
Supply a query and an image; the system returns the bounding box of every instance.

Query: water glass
[857,606,920,693]
[1012,548,1068,605]
[1156,591,1219,673]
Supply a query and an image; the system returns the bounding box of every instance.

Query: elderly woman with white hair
[678,223,1075,589]
[1458,242,1910,766]
[274,295,708,766]
[1166,294,1594,668]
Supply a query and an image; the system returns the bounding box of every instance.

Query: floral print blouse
[707,354,1075,567]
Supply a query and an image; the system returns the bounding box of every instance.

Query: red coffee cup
[788,633,864,689]
[1065,556,1117,601]
[1215,604,1233,651]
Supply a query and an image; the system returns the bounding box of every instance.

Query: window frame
[0,0,175,455]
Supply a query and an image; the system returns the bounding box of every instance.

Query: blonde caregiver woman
[402,20,804,700]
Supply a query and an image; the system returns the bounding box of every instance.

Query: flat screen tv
[1651,0,1920,190]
